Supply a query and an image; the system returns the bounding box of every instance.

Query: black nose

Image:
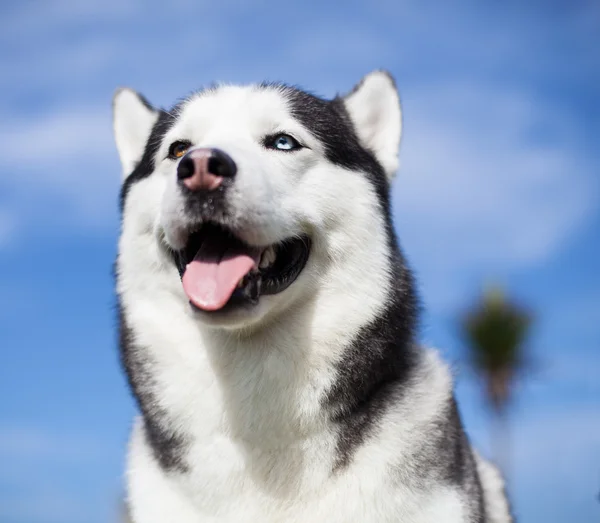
[177,148,237,182]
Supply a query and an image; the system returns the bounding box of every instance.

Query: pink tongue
[182,240,260,311]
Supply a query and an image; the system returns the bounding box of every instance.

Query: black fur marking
[269,84,422,470]
[437,399,472,485]
[119,109,176,210]
[395,397,487,521]
[279,84,398,253]
[325,261,420,471]
[451,418,487,522]
[437,399,487,522]
[118,305,189,472]
[133,90,156,113]
[279,84,502,514]
[281,86,385,181]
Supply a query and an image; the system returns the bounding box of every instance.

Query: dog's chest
[128,420,467,523]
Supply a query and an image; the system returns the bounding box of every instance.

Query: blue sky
[0,1,598,521]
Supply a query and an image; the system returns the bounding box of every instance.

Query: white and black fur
[113,71,512,522]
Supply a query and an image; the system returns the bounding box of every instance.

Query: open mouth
[173,223,311,312]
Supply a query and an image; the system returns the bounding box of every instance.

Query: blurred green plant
[461,285,532,477]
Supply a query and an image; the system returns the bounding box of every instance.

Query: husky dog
[113,71,512,522]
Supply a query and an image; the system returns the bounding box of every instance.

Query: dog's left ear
[343,70,402,180]
[112,87,159,178]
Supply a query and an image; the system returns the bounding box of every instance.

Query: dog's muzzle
[167,147,311,314]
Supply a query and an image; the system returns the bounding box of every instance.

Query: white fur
[343,71,402,179]
[115,74,510,522]
[113,88,159,177]
[475,454,513,522]
[125,350,475,523]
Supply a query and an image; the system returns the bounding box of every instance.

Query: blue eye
[266,133,302,151]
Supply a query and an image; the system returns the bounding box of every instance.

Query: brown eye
[168,141,191,159]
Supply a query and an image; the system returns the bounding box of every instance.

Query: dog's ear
[343,71,402,180]
[112,88,159,178]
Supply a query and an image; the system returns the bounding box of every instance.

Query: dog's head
[113,72,402,330]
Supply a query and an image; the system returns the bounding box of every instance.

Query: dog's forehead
[174,85,297,132]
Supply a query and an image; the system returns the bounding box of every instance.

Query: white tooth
[259,246,276,269]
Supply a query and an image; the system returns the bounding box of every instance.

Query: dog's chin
[166,222,311,328]
[185,293,277,330]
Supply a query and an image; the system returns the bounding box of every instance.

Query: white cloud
[393,82,599,312]
[0,0,140,35]
[286,26,392,69]
[0,109,113,168]
[0,425,109,463]
[0,107,121,227]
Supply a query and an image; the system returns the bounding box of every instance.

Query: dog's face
[114,72,402,330]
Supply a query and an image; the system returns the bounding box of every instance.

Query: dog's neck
[120,267,390,450]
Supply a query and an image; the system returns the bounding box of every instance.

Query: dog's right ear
[112,88,159,178]
[343,71,401,181]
